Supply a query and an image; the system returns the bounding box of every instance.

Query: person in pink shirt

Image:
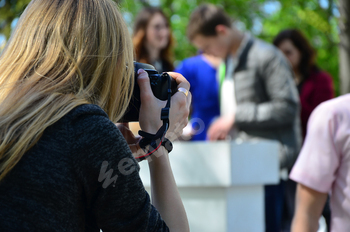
[290,94,350,232]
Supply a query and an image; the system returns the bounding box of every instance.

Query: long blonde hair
[0,0,133,181]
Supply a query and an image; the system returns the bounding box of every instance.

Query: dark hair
[132,7,174,71]
[187,4,232,41]
[273,29,318,80]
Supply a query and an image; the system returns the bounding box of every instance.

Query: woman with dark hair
[273,29,334,139]
[133,7,174,73]
[274,29,334,232]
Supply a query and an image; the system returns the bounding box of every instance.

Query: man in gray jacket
[187,4,302,232]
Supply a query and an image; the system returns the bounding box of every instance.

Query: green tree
[118,0,340,94]
[0,0,342,94]
[0,0,29,38]
[259,0,340,94]
[338,0,350,94]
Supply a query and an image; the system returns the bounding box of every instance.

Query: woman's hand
[137,70,191,232]
[165,72,191,141]
[115,123,145,160]
[137,69,191,141]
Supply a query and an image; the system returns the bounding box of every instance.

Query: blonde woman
[0,0,190,231]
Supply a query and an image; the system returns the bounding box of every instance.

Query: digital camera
[120,62,177,122]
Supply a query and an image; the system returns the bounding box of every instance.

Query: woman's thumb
[137,69,153,99]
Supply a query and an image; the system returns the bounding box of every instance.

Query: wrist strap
[161,138,173,153]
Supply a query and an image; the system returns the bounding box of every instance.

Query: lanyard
[218,55,235,103]
[218,62,226,96]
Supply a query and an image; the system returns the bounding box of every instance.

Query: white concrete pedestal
[139,140,280,232]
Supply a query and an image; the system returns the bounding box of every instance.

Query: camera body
[120,62,178,122]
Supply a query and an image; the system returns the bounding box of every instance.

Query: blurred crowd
[131,4,348,232]
[0,1,347,232]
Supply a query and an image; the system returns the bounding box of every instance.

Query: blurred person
[133,7,174,73]
[187,4,302,231]
[130,7,175,135]
[273,29,334,139]
[0,0,191,231]
[175,53,222,141]
[274,29,334,232]
[289,94,350,232]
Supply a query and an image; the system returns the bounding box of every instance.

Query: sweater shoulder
[65,104,108,123]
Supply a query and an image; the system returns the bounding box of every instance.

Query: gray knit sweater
[0,104,169,231]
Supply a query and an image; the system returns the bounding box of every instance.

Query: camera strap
[136,74,172,161]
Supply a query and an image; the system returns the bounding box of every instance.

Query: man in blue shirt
[176,53,221,141]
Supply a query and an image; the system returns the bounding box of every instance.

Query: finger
[116,123,127,134]
[186,91,192,106]
[211,133,220,141]
[129,144,146,161]
[116,123,130,135]
[207,129,216,141]
[208,127,221,141]
[170,79,191,106]
[171,89,190,116]
[218,133,226,140]
[134,135,142,144]
[121,122,130,129]
[208,134,216,141]
[137,69,153,100]
[167,72,190,90]
[128,143,140,154]
[116,123,140,144]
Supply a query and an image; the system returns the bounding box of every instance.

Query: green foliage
[0,0,341,94]
[117,0,340,95]
[259,0,340,94]
[0,0,30,38]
